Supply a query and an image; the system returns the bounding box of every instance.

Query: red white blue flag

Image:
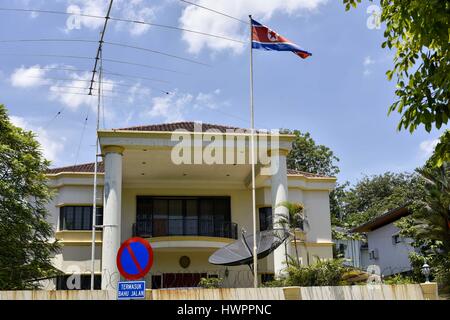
[251,18,312,59]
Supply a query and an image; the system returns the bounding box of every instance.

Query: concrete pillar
[270,148,289,277]
[101,146,124,290]
[420,282,438,300]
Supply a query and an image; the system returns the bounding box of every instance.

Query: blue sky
[0,0,444,184]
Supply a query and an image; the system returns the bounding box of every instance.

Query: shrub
[383,274,416,285]
[198,277,223,289]
[284,259,348,287]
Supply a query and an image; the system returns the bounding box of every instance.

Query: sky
[0,0,445,185]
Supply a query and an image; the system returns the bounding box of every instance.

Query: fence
[0,283,438,300]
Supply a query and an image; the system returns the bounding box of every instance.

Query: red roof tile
[117,122,246,133]
[46,162,104,174]
[287,169,333,178]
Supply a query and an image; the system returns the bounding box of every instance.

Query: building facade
[353,206,416,277]
[45,122,336,290]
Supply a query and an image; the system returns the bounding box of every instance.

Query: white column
[270,148,289,277]
[101,146,124,290]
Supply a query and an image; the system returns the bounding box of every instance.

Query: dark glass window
[60,206,103,231]
[261,273,275,284]
[136,196,232,238]
[56,275,101,290]
[259,207,273,231]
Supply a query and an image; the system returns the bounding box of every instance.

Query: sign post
[116,237,154,300]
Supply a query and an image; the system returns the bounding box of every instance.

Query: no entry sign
[116,237,154,280]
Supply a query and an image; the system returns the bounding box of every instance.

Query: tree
[343,0,450,166]
[429,130,450,168]
[340,172,424,226]
[284,130,340,177]
[283,129,342,222]
[276,201,308,266]
[397,162,450,290]
[0,104,60,289]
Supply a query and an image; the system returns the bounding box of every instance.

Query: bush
[284,259,347,286]
[198,277,223,289]
[383,274,416,285]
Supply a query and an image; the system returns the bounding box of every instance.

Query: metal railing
[132,219,238,239]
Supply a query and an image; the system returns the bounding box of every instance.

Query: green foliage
[340,172,424,226]
[198,277,223,289]
[282,129,341,222]
[383,274,416,285]
[404,164,450,250]
[0,104,60,289]
[283,259,348,287]
[397,163,450,291]
[429,130,450,168]
[284,129,340,177]
[343,0,450,166]
[329,182,350,224]
[276,201,306,266]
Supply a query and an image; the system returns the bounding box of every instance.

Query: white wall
[367,223,414,276]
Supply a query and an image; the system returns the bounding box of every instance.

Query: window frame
[59,206,103,231]
[136,196,231,237]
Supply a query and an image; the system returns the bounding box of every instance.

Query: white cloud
[65,0,156,36]
[419,139,439,158]
[143,88,227,122]
[363,55,376,76]
[146,91,194,122]
[364,56,375,66]
[10,65,49,87]
[127,83,152,104]
[179,0,328,54]
[48,71,99,111]
[9,64,121,112]
[194,89,222,109]
[9,115,65,164]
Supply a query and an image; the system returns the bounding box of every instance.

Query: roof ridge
[116,121,246,132]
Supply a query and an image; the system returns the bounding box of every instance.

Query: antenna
[90,0,114,291]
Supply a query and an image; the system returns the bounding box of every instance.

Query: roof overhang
[352,206,411,233]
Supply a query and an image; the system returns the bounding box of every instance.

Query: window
[135,196,232,238]
[60,206,103,231]
[369,249,379,260]
[56,275,101,290]
[151,275,162,289]
[261,273,275,284]
[392,234,402,244]
[259,207,273,231]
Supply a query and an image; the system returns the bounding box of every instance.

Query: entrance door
[162,273,207,288]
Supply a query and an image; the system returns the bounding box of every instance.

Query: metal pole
[249,15,258,288]
[89,0,113,291]
[90,47,103,290]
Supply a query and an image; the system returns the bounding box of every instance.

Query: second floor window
[259,207,273,231]
[60,206,103,231]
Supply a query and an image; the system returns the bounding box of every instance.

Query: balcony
[133,219,238,240]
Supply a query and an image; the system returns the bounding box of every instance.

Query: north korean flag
[251,18,312,59]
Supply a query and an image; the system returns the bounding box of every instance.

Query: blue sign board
[117,281,146,300]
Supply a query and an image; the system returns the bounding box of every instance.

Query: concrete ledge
[283,287,302,300]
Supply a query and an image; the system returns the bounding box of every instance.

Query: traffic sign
[117,281,146,300]
[116,237,154,280]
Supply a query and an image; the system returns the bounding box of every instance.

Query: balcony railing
[133,219,238,239]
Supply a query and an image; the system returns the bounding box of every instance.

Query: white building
[333,227,369,270]
[45,122,336,290]
[353,206,416,277]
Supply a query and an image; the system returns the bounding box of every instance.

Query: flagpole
[249,14,258,289]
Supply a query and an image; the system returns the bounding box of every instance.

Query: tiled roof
[117,122,246,133]
[352,206,411,233]
[46,162,104,174]
[287,169,332,178]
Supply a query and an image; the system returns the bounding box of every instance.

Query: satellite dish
[208,229,289,267]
